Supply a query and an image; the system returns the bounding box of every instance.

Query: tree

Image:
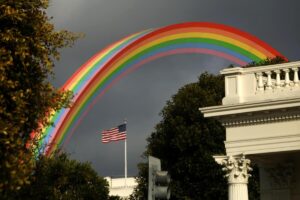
[245,56,287,67]
[0,0,78,196]
[130,72,260,199]
[13,153,110,200]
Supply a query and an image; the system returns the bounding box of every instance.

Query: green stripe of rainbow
[40,22,285,156]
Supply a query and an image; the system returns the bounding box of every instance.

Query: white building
[200,61,300,200]
[105,177,137,199]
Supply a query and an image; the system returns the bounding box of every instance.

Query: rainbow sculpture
[41,22,285,156]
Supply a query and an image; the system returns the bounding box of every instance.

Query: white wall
[105,177,138,199]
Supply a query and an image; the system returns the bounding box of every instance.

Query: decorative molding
[200,96,300,118]
[221,109,300,127]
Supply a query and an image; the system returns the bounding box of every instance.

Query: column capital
[214,154,252,184]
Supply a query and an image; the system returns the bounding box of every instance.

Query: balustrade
[221,61,300,104]
[255,66,299,91]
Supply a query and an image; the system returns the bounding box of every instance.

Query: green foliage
[244,56,287,67]
[13,153,110,200]
[0,0,79,195]
[226,56,287,69]
[130,72,260,199]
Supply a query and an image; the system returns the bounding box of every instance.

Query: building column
[214,155,252,200]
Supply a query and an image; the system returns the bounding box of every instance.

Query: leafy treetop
[244,56,287,67]
[13,153,110,200]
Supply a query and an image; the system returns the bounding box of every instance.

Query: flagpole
[125,137,127,187]
[124,120,127,187]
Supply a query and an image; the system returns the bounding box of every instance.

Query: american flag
[102,123,127,143]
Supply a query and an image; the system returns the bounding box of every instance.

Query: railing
[221,61,300,105]
[255,65,299,91]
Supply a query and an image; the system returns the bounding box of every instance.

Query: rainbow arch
[41,22,286,156]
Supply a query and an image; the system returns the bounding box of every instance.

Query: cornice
[220,108,300,127]
[199,97,300,118]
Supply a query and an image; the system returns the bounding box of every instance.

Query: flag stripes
[102,124,126,143]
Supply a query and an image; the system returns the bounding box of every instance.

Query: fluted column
[214,155,252,200]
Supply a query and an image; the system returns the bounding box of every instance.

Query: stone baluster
[265,71,272,90]
[256,72,264,91]
[283,69,290,87]
[214,155,252,200]
[274,70,281,88]
[292,68,299,86]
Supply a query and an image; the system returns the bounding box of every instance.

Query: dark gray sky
[47,0,300,177]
